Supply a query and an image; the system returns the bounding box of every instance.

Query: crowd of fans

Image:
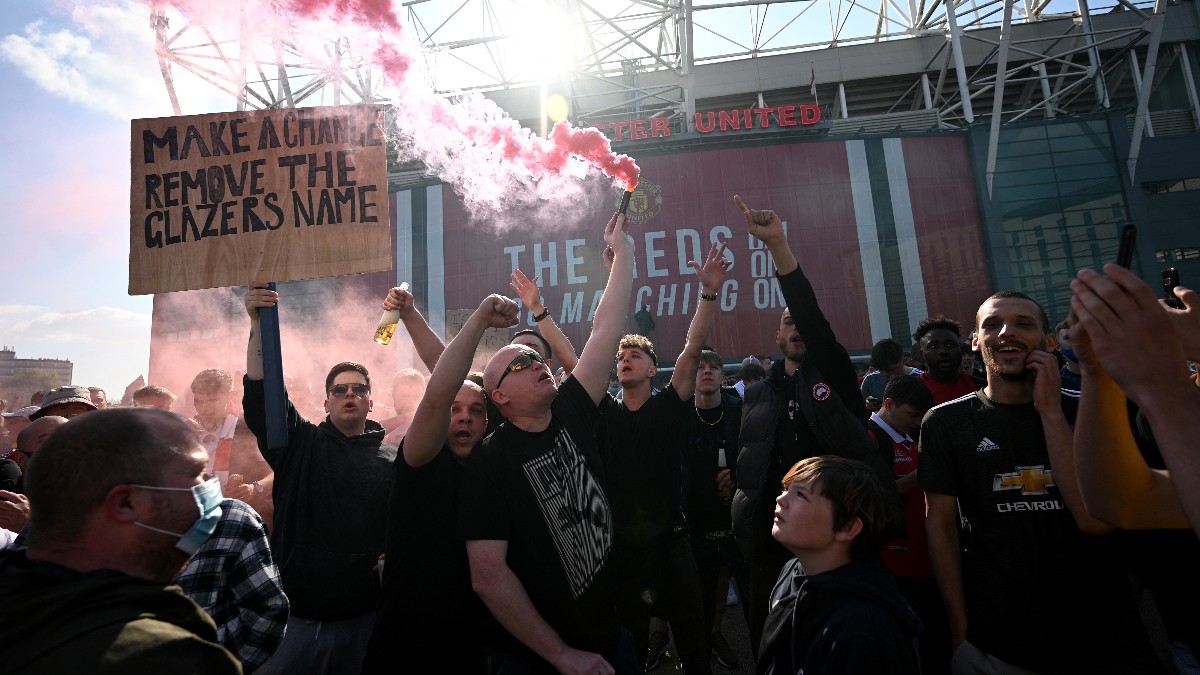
[2,195,1199,675]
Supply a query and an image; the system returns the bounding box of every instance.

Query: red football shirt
[920,372,980,405]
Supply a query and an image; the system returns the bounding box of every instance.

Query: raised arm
[404,295,517,468]
[734,194,797,275]
[468,540,614,675]
[1072,354,1189,529]
[1165,284,1200,362]
[1028,349,1111,534]
[671,243,730,397]
[1072,265,1199,534]
[510,269,579,374]
[382,285,445,372]
[572,213,635,404]
[244,282,279,381]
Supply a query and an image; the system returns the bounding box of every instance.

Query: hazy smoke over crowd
[161,0,640,229]
[146,280,490,420]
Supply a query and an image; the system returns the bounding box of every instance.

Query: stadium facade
[148,0,1200,389]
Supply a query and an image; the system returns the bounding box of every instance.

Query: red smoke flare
[546,122,640,189]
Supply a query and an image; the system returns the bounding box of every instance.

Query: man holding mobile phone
[921,290,1159,672]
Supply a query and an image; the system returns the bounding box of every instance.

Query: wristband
[699,292,718,302]
[533,308,551,322]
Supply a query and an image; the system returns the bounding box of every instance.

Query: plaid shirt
[173,498,288,672]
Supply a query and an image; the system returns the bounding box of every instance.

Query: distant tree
[1,369,69,405]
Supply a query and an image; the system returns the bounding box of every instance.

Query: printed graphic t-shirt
[457,376,617,667]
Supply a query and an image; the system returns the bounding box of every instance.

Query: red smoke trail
[164,0,640,218]
[280,0,401,30]
[546,122,639,189]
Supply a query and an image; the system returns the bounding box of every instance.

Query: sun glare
[505,4,578,82]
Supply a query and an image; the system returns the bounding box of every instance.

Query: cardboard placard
[129,104,392,294]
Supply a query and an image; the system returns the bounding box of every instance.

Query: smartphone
[1117,224,1137,269]
[1162,268,1184,309]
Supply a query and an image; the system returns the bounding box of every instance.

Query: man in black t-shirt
[683,349,749,669]
[459,213,641,675]
[361,294,518,674]
[599,242,728,674]
[920,291,1159,674]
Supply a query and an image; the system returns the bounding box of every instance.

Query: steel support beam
[1077,0,1110,108]
[946,0,975,123]
[151,7,183,116]
[682,0,696,132]
[985,0,1013,197]
[1177,43,1200,130]
[1036,63,1054,118]
[1128,0,1167,185]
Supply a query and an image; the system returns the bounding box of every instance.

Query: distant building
[0,347,74,408]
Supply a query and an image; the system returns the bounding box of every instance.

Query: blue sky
[0,0,224,398]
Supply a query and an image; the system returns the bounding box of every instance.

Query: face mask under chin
[130,477,224,555]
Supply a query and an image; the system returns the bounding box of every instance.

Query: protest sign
[129,104,391,294]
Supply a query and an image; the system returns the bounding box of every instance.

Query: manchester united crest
[615,180,663,225]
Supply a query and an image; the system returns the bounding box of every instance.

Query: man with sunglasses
[460,212,639,675]
[243,282,398,675]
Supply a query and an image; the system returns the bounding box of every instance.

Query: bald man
[0,417,68,532]
[12,417,67,475]
[458,213,639,675]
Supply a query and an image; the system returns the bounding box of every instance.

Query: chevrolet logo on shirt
[992,466,1055,495]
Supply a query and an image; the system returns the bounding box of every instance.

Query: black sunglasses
[495,351,547,389]
[328,383,371,398]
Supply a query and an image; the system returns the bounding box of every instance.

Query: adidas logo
[975,437,1000,453]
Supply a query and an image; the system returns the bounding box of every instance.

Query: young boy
[759,456,920,675]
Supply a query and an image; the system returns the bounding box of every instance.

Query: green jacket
[0,549,242,674]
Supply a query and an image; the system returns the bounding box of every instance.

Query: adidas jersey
[917,389,1149,671]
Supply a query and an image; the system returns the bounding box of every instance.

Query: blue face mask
[132,477,223,555]
[1060,347,1078,364]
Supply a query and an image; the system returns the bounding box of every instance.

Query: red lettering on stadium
[591,105,823,142]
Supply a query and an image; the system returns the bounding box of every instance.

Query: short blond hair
[616,334,657,365]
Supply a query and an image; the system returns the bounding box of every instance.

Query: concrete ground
[646,591,755,675]
[646,585,1177,674]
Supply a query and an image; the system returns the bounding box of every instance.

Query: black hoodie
[0,549,241,674]
[758,558,921,675]
[243,377,397,621]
